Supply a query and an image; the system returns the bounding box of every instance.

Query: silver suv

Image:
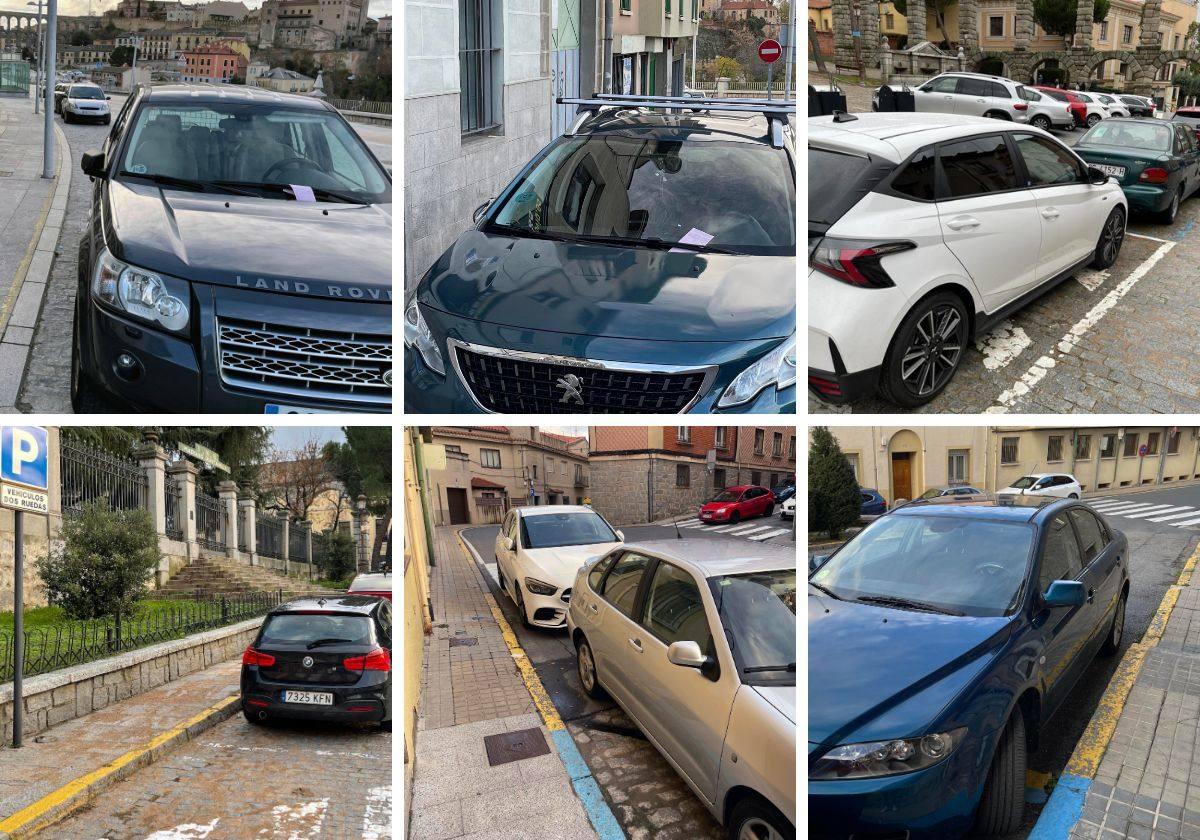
[912,72,1033,122]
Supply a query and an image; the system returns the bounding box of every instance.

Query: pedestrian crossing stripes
[1087,498,1200,529]
[672,519,793,542]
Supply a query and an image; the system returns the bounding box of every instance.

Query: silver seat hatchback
[567,540,796,839]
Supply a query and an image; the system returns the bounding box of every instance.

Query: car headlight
[91,247,190,334]
[810,728,967,780]
[404,298,446,377]
[524,577,558,596]
[717,334,796,408]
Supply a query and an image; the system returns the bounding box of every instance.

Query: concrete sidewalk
[0,94,69,411]
[0,658,241,836]
[408,526,604,840]
[1037,545,1200,839]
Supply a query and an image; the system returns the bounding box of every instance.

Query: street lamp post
[41,0,56,179]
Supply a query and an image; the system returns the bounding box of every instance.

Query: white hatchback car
[1069,91,1108,127]
[809,112,1128,407]
[494,505,624,629]
[780,496,796,520]
[60,83,111,124]
[568,541,796,840]
[998,472,1083,499]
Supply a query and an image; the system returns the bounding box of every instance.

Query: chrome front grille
[217,317,392,407]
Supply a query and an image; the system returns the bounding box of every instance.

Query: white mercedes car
[997,472,1083,499]
[494,505,624,629]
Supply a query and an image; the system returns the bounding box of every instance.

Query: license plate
[283,690,333,705]
[701,512,711,518]
[265,404,333,414]
[1096,164,1126,178]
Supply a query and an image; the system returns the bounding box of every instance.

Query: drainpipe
[411,427,438,567]
[603,0,613,93]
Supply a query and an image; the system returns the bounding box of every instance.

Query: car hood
[106,179,392,302]
[808,592,1010,746]
[750,684,795,725]
[700,501,737,512]
[997,486,1031,495]
[419,229,795,342]
[523,543,623,588]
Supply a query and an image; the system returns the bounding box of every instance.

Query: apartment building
[734,426,797,491]
[250,66,317,93]
[181,42,247,82]
[259,0,369,48]
[581,0,699,97]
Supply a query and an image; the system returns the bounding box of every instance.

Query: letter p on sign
[1,426,49,491]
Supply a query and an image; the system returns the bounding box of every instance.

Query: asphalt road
[808,489,1198,838]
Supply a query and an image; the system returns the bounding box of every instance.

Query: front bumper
[81,281,392,413]
[241,670,390,724]
[66,107,109,121]
[523,588,571,628]
[699,509,733,523]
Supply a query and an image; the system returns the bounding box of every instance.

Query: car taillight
[242,647,275,667]
[809,237,915,288]
[1140,167,1170,184]
[344,647,391,672]
[1014,102,1028,111]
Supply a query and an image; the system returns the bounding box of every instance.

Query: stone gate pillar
[167,461,199,565]
[218,481,239,562]
[907,0,926,46]
[959,0,979,54]
[1014,0,1034,50]
[239,496,258,567]
[134,433,169,587]
[281,517,291,577]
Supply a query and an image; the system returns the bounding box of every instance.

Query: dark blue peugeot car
[405,96,796,413]
[808,496,1129,838]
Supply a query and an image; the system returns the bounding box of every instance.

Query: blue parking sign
[1,426,49,491]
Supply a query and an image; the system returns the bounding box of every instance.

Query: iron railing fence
[164,480,184,541]
[0,591,284,683]
[257,514,284,559]
[195,492,226,551]
[288,522,310,562]
[326,97,391,114]
[60,436,148,514]
[310,530,330,573]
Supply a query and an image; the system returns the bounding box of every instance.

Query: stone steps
[158,554,337,600]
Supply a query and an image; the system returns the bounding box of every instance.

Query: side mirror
[1043,579,1086,608]
[106,95,112,100]
[81,150,105,178]
[809,554,830,573]
[614,530,624,542]
[1087,166,1110,186]
[473,198,493,224]
[504,536,515,552]
[667,640,709,669]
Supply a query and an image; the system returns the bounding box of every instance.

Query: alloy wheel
[578,643,595,692]
[900,304,965,397]
[1101,211,1125,264]
[738,818,784,840]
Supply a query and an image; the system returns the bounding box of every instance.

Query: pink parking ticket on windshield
[290,184,316,202]
[670,228,714,252]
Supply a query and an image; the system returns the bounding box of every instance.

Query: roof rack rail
[558,95,796,147]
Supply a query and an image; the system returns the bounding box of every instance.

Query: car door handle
[1041,208,1061,219]
[946,216,981,231]
[628,637,643,653]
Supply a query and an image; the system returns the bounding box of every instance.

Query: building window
[846,453,860,481]
[1099,20,1108,40]
[790,435,796,459]
[884,12,894,28]
[1100,434,1116,459]
[1047,435,1064,462]
[1001,437,1019,465]
[1076,434,1092,460]
[1147,432,1161,456]
[676,464,690,487]
[715,427,726,448]
[772,432,783,457]
[1122,24,1133,44]
[459,0,500,134]
[531,464,538,479]
[988,15,1003,37]
[751,471,762,487]
[480,448,501,468]
[665,0,670,15]
[948,449,969,484]
[677,427,691,444]
[1168,429,1181,455]
[621,0,630,12]
[754,429,765,454]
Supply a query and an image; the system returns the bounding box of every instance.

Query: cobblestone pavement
[51,708,392,839]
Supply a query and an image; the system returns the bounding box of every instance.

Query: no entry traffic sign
[758,38,782,64]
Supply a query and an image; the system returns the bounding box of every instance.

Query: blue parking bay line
[550,728,625,840]
[1027,773,1091,840]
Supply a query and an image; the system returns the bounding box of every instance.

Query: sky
[269,426,344,452]
[543,426,589,440]
[45,0,391,23]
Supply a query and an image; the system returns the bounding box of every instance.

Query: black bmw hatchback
[73,84,392,414]
[241,596,392,729]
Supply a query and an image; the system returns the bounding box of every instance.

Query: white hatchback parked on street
[494,505,624,629]
[997,472,1083,499]
[809,112,1128,407]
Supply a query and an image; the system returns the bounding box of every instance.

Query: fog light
[113,351,143,381]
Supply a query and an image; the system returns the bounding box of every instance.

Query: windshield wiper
[808,580,844,601]
[306,637,355,650]
[572,233,743,255]
[212,181,370,205]
[744,662,796,674]
[119,171,261,197]
[855,595,964,616]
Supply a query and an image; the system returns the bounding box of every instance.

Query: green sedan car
[1074,118,1200,223]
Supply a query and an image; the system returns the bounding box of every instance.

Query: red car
[1032,85,1087,128]
[698,485,776,524]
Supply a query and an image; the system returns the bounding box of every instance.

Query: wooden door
[446,488,470,525]
[891,454,913,502]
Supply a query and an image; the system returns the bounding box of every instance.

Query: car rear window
[808,146,894,228]
[1079,120,1173,151]
[940,135,1021,197]
[260,614,374,647]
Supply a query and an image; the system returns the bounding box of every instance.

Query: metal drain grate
[449,637,477,647]
[483,728,550,766]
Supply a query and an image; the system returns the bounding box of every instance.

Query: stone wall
[0,508,55,611]
[589,455,742,525]
[0,617,263,742]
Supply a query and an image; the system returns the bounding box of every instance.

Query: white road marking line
[1096,503,1178,517]
[143,820,220,840]
[1090,502,1169,515]
[360,786,392,840]
[975,320,1032,370]
[987,240,1176,412]
[1087,499,1148,508]
[734,526,773,537]
[1075,267,1110,291]
[748,528,791,541]
[1161,514,1200,528]
[260,799,328,839]
[677,521,706,528]
[712,523,746,532]
[724,523,766,534]
[1146,508,1200,523]
[1128,232,1172,243]
[1121,505,1196,520]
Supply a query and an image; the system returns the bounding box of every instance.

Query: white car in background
[1093,92,1129,118]
[60,82,111,124]
[1022,86,1076,132]
[1069,91,1108,127]
[347,572,392,601]
[997,472,1083,499]
[780,496,796,520]
[494,505,624,629]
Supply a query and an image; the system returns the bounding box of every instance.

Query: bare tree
[259,438,337,522]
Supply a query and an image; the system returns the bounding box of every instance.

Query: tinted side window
[891,149,936,200]
[989,82,1011,99]
[1015,134,1083,186]
[940,136,1021,198]
[643,562,711,646]
[924,76,959,93]
[602,553,651,619]
[588,554,616,591]
[957,77,990,97]
[1039,514,1084,592]
[1069,509,1109,563]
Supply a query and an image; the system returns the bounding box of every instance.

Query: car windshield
[1041,89,1068,102]
[119,102,390,203]
[710,490,743,502]
[812,515,1035,616]
[918,488,944,499]
[70,86,104,99]
[520,511,617,549]
[259,614,374,647]
[1010,476,1039,489]
[487,132,795,256]
[712,569,796,686]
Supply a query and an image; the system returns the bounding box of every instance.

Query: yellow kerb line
[0,695,240,836]
[1065,542,1200,779]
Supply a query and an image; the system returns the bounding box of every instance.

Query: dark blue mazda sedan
[809,496,1129,838]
